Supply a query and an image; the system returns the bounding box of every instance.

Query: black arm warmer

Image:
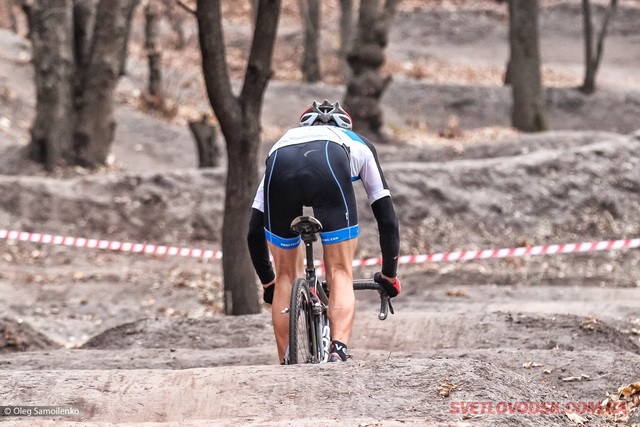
[247,208,275,284]
[371,196,399,278]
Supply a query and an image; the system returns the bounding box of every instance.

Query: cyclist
[247,100,401,364]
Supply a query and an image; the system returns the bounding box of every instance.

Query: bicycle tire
[288,278,317,364]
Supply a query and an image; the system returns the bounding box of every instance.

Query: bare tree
[508,0,547,132]
[343,0,398,141]
[339,0,354,78]
[144,0,162,97]
[580,0,618,94]
[117,0,139,76]
[189,115,220,168]
[28,0,139,170]
[29,0,74,170]
[298,0,320,82]
[196,0,280,315]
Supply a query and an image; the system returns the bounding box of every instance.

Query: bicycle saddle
[290,216,323,236]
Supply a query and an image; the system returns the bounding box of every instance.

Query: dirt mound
[82,315,273,350]
[81,309,639,356]
[0,358,576,426]
[0,317,58,353]
[0,347,277,370]
[380,132,640,252]
[354,311,640,354]
[0,168,226,244]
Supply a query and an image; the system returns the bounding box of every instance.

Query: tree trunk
[145,0,162,97]
[504,57,513,85]
[581,0,595,93]
[73,0,97,67]
[72,0,98,108]
[298,0,320,82]
[344,0,398,141]
[28,0,138,170]
[197,0,280,315]
[339,0,353,79]
[74,0,140,167]
[189,115,220,167]
[29,0,75,170]
[508,0,547,132]
[221,122,261,315]
[117,0,138,76]
[580,0,618,94]
[250,0,258,23]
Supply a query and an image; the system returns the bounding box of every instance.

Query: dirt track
[1,1,640,425]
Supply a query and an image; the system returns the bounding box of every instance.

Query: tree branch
[239,0,281,113]
[196,0,239,127]
[175,0,195,15]
[593,0,618,71]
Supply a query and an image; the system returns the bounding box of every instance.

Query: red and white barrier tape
[0,229,222,259]
[1,228,639,265]
[350,237,640,268]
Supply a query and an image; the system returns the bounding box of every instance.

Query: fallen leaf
[619,382,640,399]
[565,412,588,424]
[445,289,469,298]
[580,316,599,330]
[437,382,457,398]
[523,361,543,369]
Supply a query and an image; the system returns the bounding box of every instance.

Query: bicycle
[285,215,394,364]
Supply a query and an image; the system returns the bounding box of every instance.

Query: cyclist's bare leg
[268,243,304,362]
[323,237,358,345]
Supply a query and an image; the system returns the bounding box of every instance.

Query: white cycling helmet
[299,100,353,129]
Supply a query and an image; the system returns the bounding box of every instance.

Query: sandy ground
[1,1,640,425]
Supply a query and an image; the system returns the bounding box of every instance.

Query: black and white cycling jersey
[252,126,391,212]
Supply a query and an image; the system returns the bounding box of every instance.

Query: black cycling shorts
[263,140,358,249]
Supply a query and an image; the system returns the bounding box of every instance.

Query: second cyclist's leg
[323,238,358,348]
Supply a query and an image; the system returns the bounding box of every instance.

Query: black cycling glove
[263,283,275,305]
[374,272,401,298]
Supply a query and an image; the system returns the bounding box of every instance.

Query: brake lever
[388,298,395,315]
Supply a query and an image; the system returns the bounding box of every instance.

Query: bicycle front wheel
[288,278,317,364]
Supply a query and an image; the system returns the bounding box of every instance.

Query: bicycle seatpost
[303,239,316,283]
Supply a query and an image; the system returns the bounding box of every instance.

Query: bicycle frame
[300,228,331,362]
